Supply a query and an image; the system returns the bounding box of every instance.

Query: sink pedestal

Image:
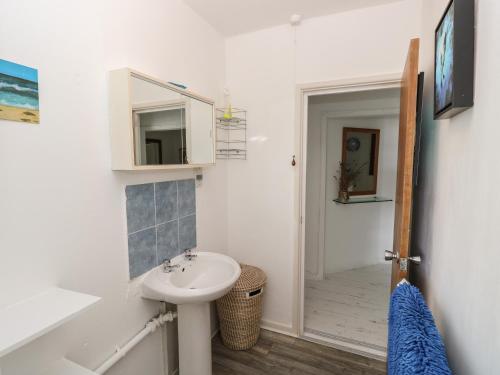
[178,302,212,375]
[141,252,241,374]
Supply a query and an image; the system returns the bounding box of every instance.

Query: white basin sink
[141,251,241,375]
[142,252,241,304]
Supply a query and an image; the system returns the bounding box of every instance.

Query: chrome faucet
[162,259,180,273]
[184,249,197,261]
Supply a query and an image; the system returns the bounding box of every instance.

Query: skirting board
[305,273,324,281]
[260,319,296,337]
[302,330,387,361]
[211,328,220,339]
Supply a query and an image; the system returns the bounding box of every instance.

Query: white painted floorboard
[304,263,391,351]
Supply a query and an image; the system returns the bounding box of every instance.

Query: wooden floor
[212,329,386,374]
[304,264,391,352]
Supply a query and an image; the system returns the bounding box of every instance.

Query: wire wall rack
[216,108,247,160]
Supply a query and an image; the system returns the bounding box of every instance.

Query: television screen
[435,1,455,115]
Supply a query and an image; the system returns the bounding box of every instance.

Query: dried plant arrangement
[334,161,368,201]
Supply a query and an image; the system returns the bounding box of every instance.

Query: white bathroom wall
[225,1,421,332]
[412,0,500,373]
[0,1,226,374]
[324,116,399,274]
[305,90,400,279]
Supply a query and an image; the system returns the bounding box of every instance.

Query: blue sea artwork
[0,59,39,124]
[435,2,454,114]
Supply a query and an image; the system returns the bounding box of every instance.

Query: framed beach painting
[0,59,39,124]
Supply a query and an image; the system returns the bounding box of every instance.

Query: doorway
[296,76,402,360]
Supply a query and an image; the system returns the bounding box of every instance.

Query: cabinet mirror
[131,75,214,166]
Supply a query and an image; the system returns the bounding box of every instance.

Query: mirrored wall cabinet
[109,69,215,170]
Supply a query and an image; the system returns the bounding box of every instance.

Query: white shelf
[0,288,100,357]
[41,358,97,375]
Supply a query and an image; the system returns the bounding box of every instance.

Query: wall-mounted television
[434,0,475,119]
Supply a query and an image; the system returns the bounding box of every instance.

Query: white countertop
[0,288,100,358]
[40,358,98,375]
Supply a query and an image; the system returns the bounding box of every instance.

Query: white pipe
[95,311,177,374]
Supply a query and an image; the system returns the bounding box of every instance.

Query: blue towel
[388,283,452,375]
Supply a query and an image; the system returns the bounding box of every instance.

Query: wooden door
[390,38,420,290]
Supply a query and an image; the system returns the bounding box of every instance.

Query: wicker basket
[216,264,267,350]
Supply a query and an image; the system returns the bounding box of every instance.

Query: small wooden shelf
[333,196,393,205]
[41,358,97,375]
[0,288,100,357]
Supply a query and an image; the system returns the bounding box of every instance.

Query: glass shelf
[333,196,393,205]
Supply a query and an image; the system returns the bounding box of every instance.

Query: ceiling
[183,0,405,36]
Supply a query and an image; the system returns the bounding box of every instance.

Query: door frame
[293,74,402,356]
[304,118,327,282]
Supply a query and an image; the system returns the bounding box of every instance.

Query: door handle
[408,256,422,265]
[385,250,422,271]
[384,250,399,261]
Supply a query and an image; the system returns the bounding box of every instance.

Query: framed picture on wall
[341,127,380,196]
[434,0,475,119]
[0,59,39,124]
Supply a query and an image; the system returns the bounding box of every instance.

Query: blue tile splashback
[178,179,196,217]
[179,214,197,251]
[126,179,197,279]
[155,181,178,224]
[125,183,155,234]
[128,227,157,278]
[157,220,179,263]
